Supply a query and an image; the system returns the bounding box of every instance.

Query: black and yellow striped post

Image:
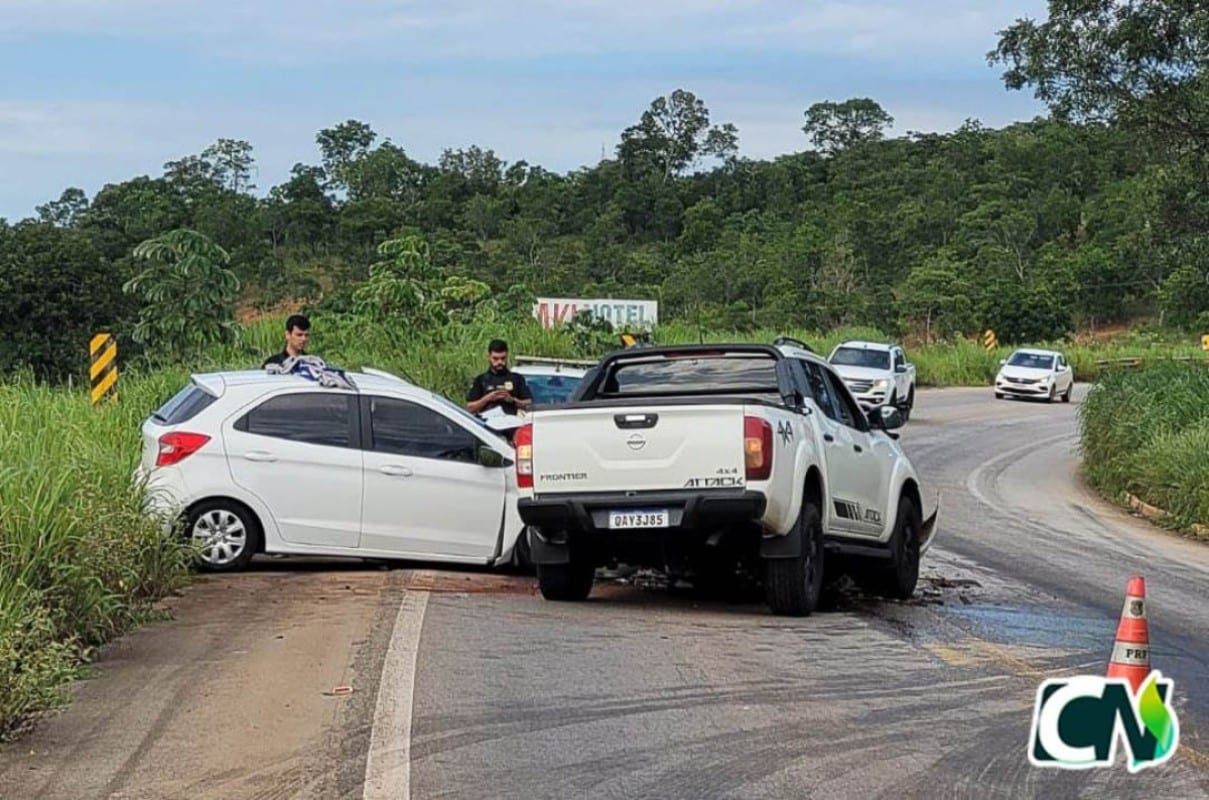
[90,332,118,404]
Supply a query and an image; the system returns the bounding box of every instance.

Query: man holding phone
[466,338,533,416]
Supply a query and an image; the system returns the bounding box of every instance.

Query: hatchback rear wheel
[185,500,261,572]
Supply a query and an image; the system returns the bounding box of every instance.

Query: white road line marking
[363,590,429,800]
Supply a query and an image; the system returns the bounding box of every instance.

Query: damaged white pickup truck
[513,338,939,616]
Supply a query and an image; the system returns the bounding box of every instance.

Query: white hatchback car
[993,348,1074,402]
[135,367,526,572]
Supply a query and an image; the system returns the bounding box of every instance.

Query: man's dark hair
[286,314,310,333]
[488,338,508,353]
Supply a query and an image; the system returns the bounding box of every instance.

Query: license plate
[607,509,669,529]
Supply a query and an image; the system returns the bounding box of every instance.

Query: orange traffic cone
[1106,575,1151,693]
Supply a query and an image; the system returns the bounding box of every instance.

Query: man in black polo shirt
[466,338,533,416]
[262,314,311,368]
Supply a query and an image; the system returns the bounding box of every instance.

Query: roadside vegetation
[4,0,1209,741]
[1079,362,1209,535]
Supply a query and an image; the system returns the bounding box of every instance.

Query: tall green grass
[1078,361,1209,531]
[0,376,194,740]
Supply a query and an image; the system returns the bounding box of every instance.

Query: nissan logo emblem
[627,434,646,451]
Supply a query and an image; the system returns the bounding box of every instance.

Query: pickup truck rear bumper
[518,489,766,534]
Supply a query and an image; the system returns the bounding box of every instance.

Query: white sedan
[993,348,1074,402]
[135,365,527,572]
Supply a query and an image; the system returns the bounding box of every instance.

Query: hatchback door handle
[244,451,277,462]
[379,465,413,477]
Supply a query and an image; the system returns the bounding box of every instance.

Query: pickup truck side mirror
[998,358,1007,366]
[478,445,513,468]
[895,363,907,373]
[781,388,806,411]
[870,405,905,432]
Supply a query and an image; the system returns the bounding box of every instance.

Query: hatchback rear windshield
[595,353,779,397]
[151,381,217,425]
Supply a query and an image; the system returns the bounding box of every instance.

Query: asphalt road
[2,387,1208,799]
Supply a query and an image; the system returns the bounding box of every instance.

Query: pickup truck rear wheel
[764,496,825,616]
[537,555,595,601]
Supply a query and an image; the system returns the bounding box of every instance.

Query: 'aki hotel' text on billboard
[533,298,658,330]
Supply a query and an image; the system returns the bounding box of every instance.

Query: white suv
[135,367,526,572]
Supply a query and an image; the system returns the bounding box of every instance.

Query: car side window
[369,396,479,462]
[237,392,355,448]
[822,368,869,432]
[798,360,839,422]
[893,349,903,368]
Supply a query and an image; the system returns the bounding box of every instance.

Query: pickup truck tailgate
[530,405,746,493]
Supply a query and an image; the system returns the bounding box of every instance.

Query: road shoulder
[0,562,400,800]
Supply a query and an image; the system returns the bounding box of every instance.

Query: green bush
[1078,361,1209,531]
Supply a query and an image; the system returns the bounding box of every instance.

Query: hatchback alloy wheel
[191,507,248,567]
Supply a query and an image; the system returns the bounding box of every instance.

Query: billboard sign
[534,297,658,330]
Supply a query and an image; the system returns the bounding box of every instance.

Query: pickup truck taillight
[156,431,211,467]
[514,423,534,488]
[744,416,773,481]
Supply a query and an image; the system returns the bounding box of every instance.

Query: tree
[895,253,975,342]
[36,188,89,228]
[0,222,136,383]
[352,234,494,330]
[123,229,241,362]
[802,98,894,154]
[201,138,256,193]
[989,1,1209,150]
[617,89,739,180]
[316,120,377,191]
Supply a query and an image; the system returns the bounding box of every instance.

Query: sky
[0,0,1051,221]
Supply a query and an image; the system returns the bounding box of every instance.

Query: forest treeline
[4,1,1209,383]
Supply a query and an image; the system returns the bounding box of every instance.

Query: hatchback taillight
[156,432,211,467]
[514,423,533,488]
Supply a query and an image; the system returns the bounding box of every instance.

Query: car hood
[998,366,1054,380]
[831,365,890,382]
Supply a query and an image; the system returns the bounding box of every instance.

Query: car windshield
[523,373,582,406]
[1007,352,1054,369]
[829,347,890,370]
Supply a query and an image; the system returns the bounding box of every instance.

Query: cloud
[0,1,1052,218]
[0,0,1048,63]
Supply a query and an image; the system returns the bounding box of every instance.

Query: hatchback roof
[191,368,415,394]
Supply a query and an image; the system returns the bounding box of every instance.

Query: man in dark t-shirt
[466,339,533,416]
[262,313,311,368]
